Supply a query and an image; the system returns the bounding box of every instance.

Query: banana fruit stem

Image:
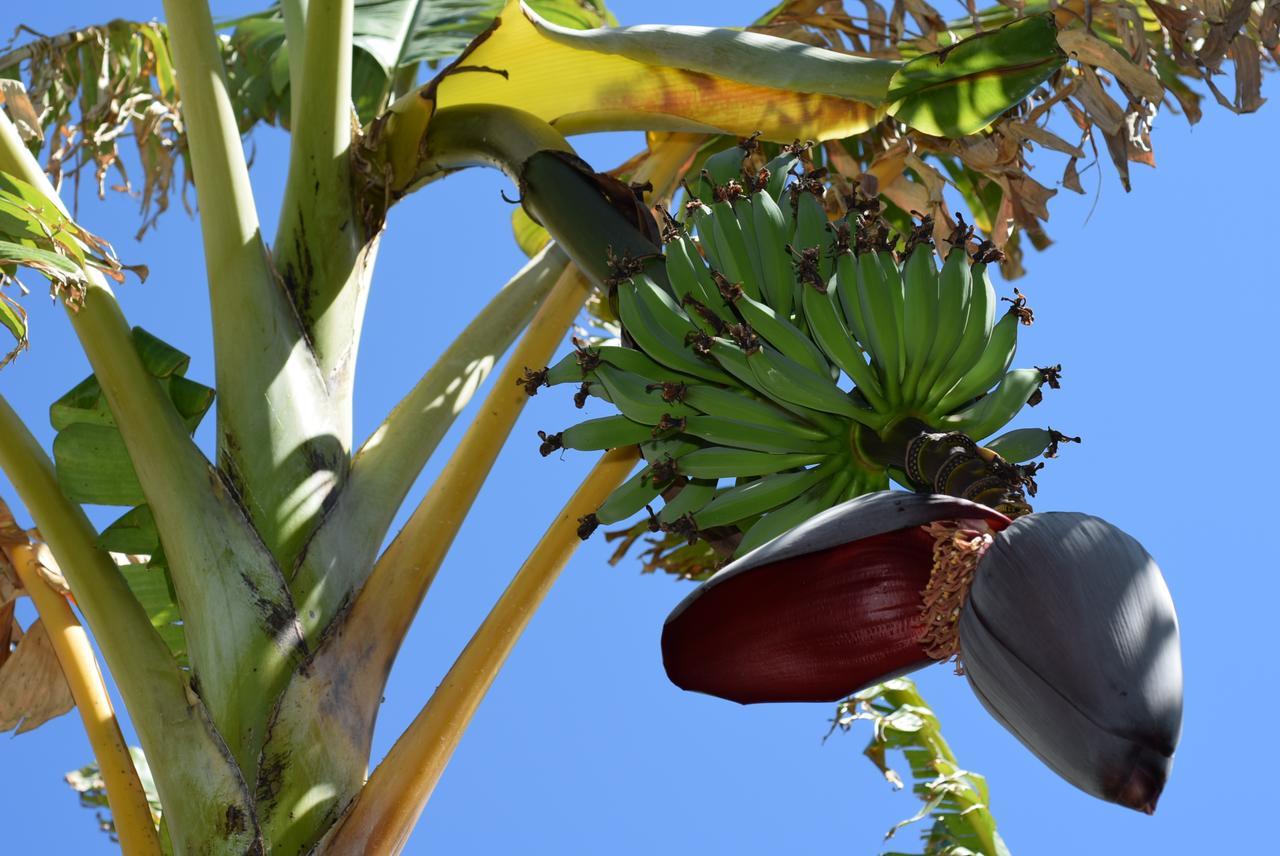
[352,261,593,655]
[5,542,161,856]
[319,447,640,855]
[882,683,1002,856]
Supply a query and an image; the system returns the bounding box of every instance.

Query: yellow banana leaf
[433,1,895,142]
[373,1,1064,193]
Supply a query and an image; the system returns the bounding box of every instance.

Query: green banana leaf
[50,328,213,666]
[886,15,1066,138]
[226,0,614,122]
[50,328,214,506]
[0,173,143,366]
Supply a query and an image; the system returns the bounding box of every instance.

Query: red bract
[662,493,1009,703]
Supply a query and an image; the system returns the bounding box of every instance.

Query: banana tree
[0,1,1270,853]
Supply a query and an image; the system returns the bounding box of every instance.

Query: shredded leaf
[829,678,1009,856]
[748,0,1276,277]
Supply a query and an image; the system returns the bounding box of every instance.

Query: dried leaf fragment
[0,617,74,734]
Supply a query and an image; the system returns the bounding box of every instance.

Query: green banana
[705,338,845,435]
[631,274,697,337]
[681,414,839,454]
[842,467,889,500]
[545,344,697,388]
[592,345,700,384]
[733,198,769,297]
[680,383,828,439]
[798,278,887,412]
[658,478,719,525]
[732,291,831,376]
[985,427,1054,463]
[936,306,1019,413]
[747,345,882,428]
[594,462,671,525]
[688,204,727,271]
[833,251,871,352]
[877,251,908,386]
[733,469,851,557]
[855,251,902,404]
[917,247,973,401]
[693,466,830,529]
[558,415,655,451]
[616,275,731,384]
[691,206,735,286]
[684,168,717,207]
[925,259,996,410]
[591,365,696,425]
[762,151,798,202]
[709,201,762,300]
[900,244,939,405]
[545,350,587,386]
[678,447,828,479]
[751,191,797,316]
[665,235,734,325]
[702,145,747,185]
[792,191,834,281]
[640,436,703,461]
[938,367,1045,440]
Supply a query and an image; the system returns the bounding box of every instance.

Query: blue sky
[1,2,1277,854]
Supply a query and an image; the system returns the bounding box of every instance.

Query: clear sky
[1,2,1276,854]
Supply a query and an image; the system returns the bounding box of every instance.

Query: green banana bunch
[531,139,1066,566]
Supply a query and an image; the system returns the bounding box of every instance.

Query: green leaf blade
[887,14,1066,137]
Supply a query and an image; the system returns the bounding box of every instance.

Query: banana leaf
[423,1,1062,142]
[224,0,614,122]
[49,329,213,666]
[0,173,143,365]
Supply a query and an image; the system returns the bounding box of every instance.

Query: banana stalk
[318,447,639,855]
[256,117,702,852]
[3,539,161,856]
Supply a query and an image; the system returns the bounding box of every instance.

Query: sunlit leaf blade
[98,506,159,556]
[886,14,1066,137]
[0,240,82,278]
[424,3,1067,158]
[117,556,187,665]
[49,328,215,506]
[374,0,613,69]
[226,1,613,121]
[48,329,211,666]
[427,1,880,139]
[430,0,891,141]
[53,424,146,506]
